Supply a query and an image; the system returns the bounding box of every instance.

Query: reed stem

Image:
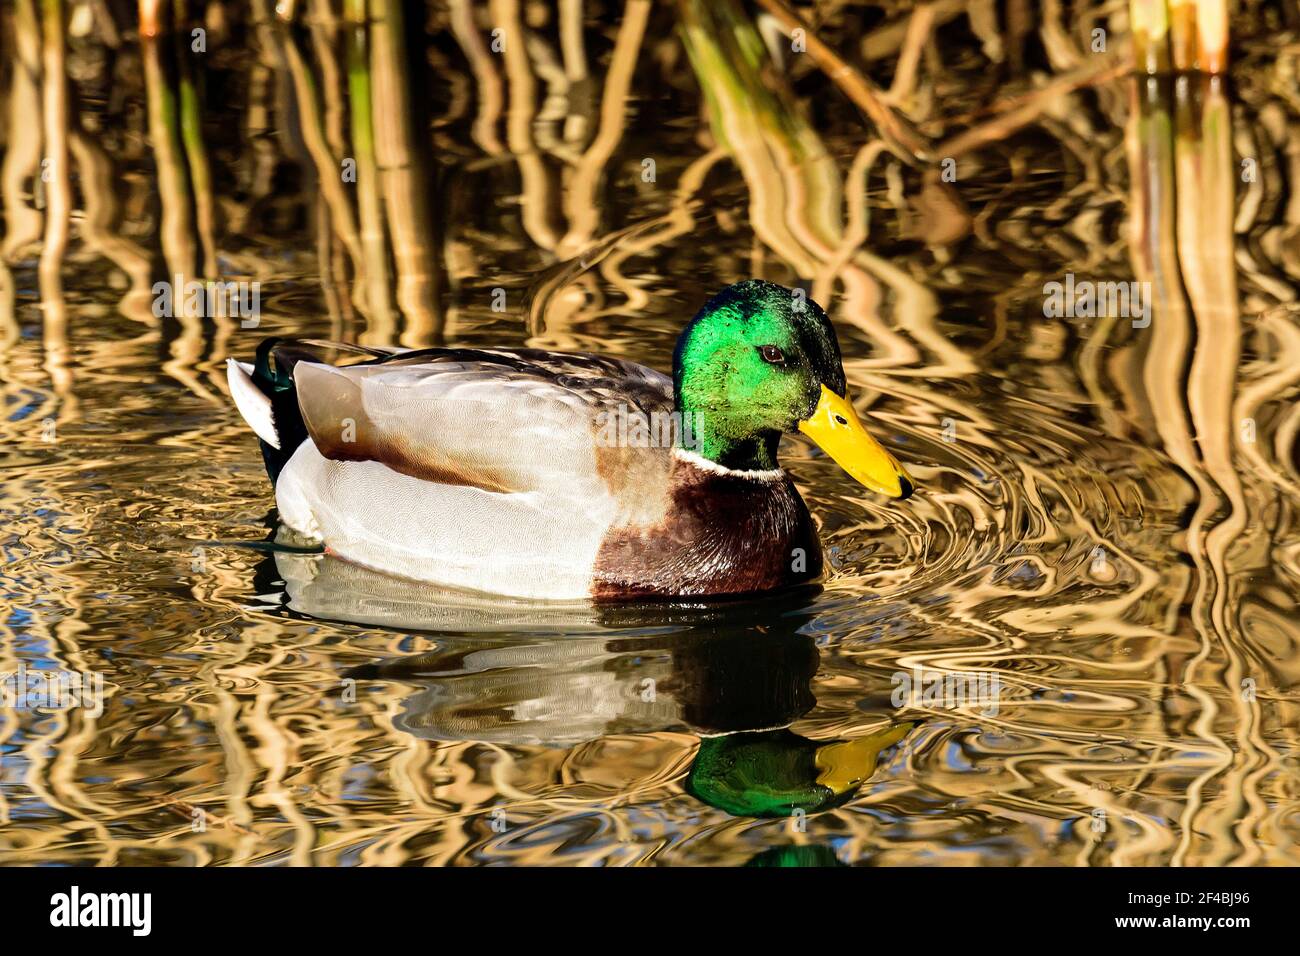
[1129,0,1171,76]
[1196,0,1229,74]
[1130,0,1227,75]
[175,0,218,277]
[345,0,396,338]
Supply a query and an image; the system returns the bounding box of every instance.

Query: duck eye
[758,345,786,364]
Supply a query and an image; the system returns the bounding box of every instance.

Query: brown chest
[591,464,823,600]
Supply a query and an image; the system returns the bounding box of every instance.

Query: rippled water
[2,4,1300,866]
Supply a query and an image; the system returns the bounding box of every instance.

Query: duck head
[673,279,915,497]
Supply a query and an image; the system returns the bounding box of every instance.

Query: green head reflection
[745,844,846,868]
[685,722,915,818]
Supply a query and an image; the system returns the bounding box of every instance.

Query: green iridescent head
[673,280,914,497]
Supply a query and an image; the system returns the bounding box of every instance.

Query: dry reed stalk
[447,0,505,156]
[68,130,156,320]
[490,0,561,251]
[39,0,71,306]
[1195,0,1229,74]
[1174,76,1239,467]
[175,0,218,277]
[141,21,199,283]
[344,0,397,340]
[1131,0,1228,75]
[749,0,931,163]
[1168,0,1199,70]
[886,2,935,104]
[306,0,361,330]
[1129,0,1172,76]
[139,0,162,37]
[371,0,442,345]
[936,56,1130,159]
[1,0,44,262]
[278,27,366,287]
[39,0,73,409]
[557,0,650,259]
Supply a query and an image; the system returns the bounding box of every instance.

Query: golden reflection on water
[1,1,1299,866]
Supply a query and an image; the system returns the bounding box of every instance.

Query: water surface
[1,3,1298,866]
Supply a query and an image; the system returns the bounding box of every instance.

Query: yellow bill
[798,385,915,499]
[814,723,916,795]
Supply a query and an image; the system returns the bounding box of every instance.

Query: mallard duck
[226,279,914,601]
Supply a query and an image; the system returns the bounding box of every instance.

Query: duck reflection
[271,545,826,635]
[342,614,822,747]
[687,724,913,819]
[271,551,915,819]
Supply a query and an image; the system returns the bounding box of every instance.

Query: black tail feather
[252,338,309,485]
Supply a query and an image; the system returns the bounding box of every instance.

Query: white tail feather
[226,358,280,449]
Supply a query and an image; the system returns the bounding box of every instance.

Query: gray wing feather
[292,347,674,494]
